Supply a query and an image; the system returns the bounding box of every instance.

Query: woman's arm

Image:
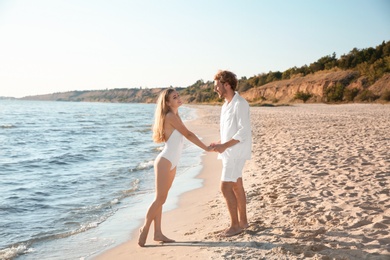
[166,113,211,151]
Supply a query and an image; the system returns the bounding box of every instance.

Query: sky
[0,0,389,98]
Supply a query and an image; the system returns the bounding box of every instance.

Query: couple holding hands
[138,70,252,247]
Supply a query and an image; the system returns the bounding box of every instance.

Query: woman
[138,88,211,247]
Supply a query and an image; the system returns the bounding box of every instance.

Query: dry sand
[94,103,390,260]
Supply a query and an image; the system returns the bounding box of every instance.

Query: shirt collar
[225,91,238,106]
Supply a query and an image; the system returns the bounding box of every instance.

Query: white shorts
[221,159,246,182]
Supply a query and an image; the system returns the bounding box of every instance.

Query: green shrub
[355,90,379,102]
[294,91,312,103]
[380,90,390,101]
[325,83,345,102]
[253,96,266,102]
[344,88,360,101]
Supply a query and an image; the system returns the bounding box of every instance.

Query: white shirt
[219,92,252,161]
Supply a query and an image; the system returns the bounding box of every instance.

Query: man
[211,70,252,237]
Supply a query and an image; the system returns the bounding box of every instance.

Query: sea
[0,100,205,260]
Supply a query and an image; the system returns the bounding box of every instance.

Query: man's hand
[205,145,215,152]
[209,142,219,152]
[211,143,227,153]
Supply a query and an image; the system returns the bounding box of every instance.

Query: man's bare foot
[154,234,175,243]
[219,227,243,237]
[138,227,148,247]
[240,222,249,229]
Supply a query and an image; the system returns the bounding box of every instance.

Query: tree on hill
[242,40,390,92]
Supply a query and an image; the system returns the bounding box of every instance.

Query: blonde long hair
[152,88,175,143]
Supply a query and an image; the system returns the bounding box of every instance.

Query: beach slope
[95,104,390,260]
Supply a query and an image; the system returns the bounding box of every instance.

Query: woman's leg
[138,157,175,246]
[153,167,176,242]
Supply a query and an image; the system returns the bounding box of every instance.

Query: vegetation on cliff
[185,40,390,104]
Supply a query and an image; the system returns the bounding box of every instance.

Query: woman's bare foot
[154,234,175,243]
[219,226,243,237]
[138,227,148,247]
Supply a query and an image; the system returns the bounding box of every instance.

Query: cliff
[241,71,390,103]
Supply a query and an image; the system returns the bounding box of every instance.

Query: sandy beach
[94,103,390,260]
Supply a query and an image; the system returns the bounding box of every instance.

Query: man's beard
[218,89,226,99]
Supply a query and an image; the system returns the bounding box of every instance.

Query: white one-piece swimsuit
[157,129,184,170]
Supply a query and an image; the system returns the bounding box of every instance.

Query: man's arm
[213,138,239,153]
[231,101,251,143]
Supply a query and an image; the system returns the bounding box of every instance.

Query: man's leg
[233,177,248,228]
[221,181,242,237]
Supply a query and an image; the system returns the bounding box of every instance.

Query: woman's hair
[214,70,238,91]
[152,88,175,143]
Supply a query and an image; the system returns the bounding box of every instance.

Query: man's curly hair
[214,70,238,91]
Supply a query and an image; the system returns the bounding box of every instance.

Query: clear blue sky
[0,0,389,98]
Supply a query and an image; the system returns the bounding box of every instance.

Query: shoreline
[93,104,224,259]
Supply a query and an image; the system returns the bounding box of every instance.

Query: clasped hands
[206,142,227,153]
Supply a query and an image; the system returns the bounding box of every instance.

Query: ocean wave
[81,125,100,130]
[120,179,140,198]
[0,244,33,260]
[47,159,69,165]
[0,202,118,259]
[132,160,154,171]
[11,152,89,168]
[1,124,15,129]
[136,127,152,133]
[122,125,135,128]
[76,119,96,123]
[57,179,140,231]
[69,215,109,236]
[0,205,30,214]
[14,153,82,168]
[0,214,111,260]
[153,146,163,152]
[48,153,88,165]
